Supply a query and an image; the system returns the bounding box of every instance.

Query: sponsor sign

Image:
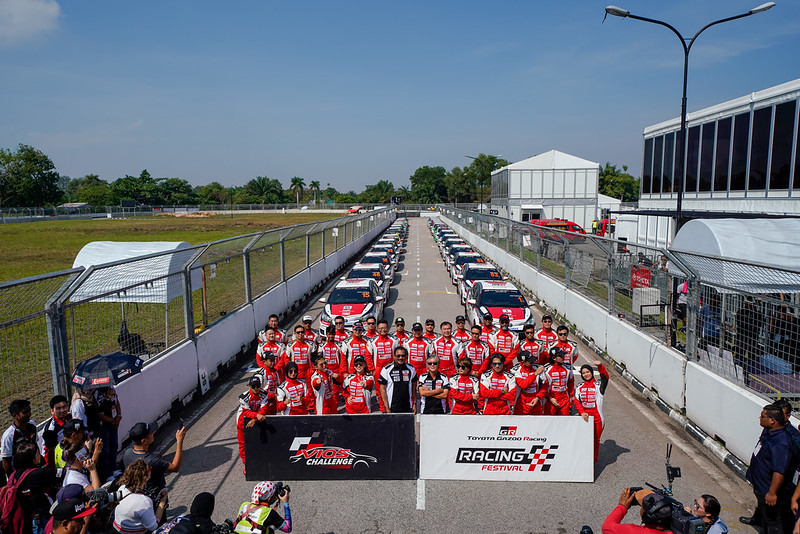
[419,415,593,481]
[72,375,86,386]
[244,414,415,481]
[90,377,110,385]
[631,265,651,288]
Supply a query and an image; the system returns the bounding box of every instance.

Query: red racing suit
[462,340,493,375]
[536,328,558,346]
[303,327,320,345]
[538,362,574,415]
[391,330,410,344]
[479,325,495,344]
[574,363,609,462]
[310,369,338,414]
[319,340,347,403]
[433,335,462,377]
[452,328,471,343]
[236,389,271,462]
[333,329,349,343]
[255,368,280,416]
[364,330,379,342]
[406,337,435,376]
[479,369,516,414]
[423,331,438,342]
[257,340,286,381]
[285,339,315,384]
[370,335,398,412]
[277,378,309,415]
[258,327,286,345]
[343,336,375,374]
[342,373,374,414]
[448,374,479,414]
[489,329,520,369]
[548,339,579,369]
[520,337,547,366]
[510,363,544,415]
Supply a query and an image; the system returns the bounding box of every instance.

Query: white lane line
[416,315,421,323]
[417,273,420,278]
[417,290,420,296]
[416,302,421,308]
[417,281,420,287]
[416,479,426,510]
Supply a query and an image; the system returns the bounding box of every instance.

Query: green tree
[160,177,197,205]
[599,163,640,202]
[409,166,447,203]
[334,191,358,204]
[359,179,395,203]
[290,176,306,206]
[463,154,509,204]
[195,182,229,204]
[110,170,162,205]
[244,176,283,204]
[66,174,115,205]
[444,166,468,204]
[321,184,338,203]
[309,180,321,206]
[0,144,63,207]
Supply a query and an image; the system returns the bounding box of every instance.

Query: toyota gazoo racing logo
[456,444,559,472]
[288,432,377,469]
[499,426,517,436]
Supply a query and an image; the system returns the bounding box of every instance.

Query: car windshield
[480,290,527,307]
[455,255,482,266]
[466,269,501,281]
[364,255,388,264]
[328,288,373,304]
[348,268,383,280]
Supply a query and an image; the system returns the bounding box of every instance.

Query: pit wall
[441,213,766,467]
[114,216,393,440]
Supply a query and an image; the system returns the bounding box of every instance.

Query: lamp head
[605,5,630,17]
[749,2,776,15]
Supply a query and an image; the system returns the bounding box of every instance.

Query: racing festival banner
[419,415,593,482]
[244,414,416,481]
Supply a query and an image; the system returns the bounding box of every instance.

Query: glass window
[642,137,653,195]
[714,118,731,191]
[749,106,772,191]
[663,132,674,193]
[653,135,663,195]
[699,122,715,191]
[770,100,796,190]
[686,125,701,193]
[731,112,750,191]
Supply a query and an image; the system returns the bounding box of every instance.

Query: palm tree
[290,177,305,207]
[310,180,321,206]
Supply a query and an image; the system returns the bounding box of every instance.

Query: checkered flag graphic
[527,444,558,471]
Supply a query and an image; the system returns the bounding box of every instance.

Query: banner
[419,415,593,482]
[631,265,652,288]
[243,414,416,481]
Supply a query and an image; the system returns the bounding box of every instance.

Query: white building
[490,149,618,231]
[630,78,800,248]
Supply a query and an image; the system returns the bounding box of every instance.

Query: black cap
[51,498,96,522]
[353,321,364,330]
[482,312,493,320]
[412,322,423,330]
[129,421,158,443]
[520,350,536,363]
[499,314,510,323]
[542,314,553,321]
[353,355,367,365]
[455,315,466,322]
[248,376,262,387]
[425,319,435,326]
[261,351,276,360]
[549,347,565,360]
[395,317,405,324]
[62,418,85,437]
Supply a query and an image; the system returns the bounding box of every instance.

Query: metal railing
[0,209,394,417]
[437,205,800,404]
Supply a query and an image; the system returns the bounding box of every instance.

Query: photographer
[154,492,217,534]
[233,481,291,533]
[688,495,726,534]
[602,488,672,533]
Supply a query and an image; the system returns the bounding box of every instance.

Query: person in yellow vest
[234,481,292,534]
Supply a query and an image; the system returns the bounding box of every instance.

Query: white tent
[71,241,201,303]
[670,219,800,293]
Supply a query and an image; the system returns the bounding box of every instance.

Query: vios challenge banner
[419,415,593,482]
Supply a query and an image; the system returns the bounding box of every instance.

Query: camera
[211,519,234,534]
[86,488,125,510]
[275,481,291,498]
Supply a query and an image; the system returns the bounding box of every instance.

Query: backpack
[153,515,191,534]
[0,468,35,533]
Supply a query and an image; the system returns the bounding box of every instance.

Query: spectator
[162,492,216,534]
[770,305,799,374]
[309,353,338,415]
[237,377,271,467]
[2,399,44,476]
[276,363,310,415]
[448,358,480,415]
[418,356,449,414]
[676,281,689,333]
[69,391,98,437]
[40,395,70,468]
[741,404,797,533]
[735,296,763,371]
[511,350,545,416]
[479,354,515,415]
[378,346,418,414]
[406,323,435,377]
[520,324,547,366]
[462,325,492,376]
[423,319,437,341]
[479,313,495,344]
[539,347,574,416]
[113,460,166,533]
[699,295,721,350]
[549,325,579,369]
[689,495,727,534]
[342,356,374,414]
[49,498,96,534]
[391,317,410,344]
[61,439,102,492]
[575,361,610,463]
[95,387,122,480]
[489,314,519,370]
[602,488,671,532]
[433,321,460,377]
[233,481,291,534]
[53,420,87,469]
[452,315,470,343]
[122,422,187,500]
[536,315,558,346]
[12,441,65,534]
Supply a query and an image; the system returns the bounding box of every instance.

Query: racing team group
[236,310,609,464]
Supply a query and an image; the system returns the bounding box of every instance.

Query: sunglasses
[354,362,365,366]
[458,365,471,370]
[491,362,504,366]
[427,362,439,366]
[334,321,344,325]
[558,333,568,336]
[366,322,376,326]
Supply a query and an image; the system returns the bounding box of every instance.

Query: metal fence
[0,209,394,418]
[437,206,800,404]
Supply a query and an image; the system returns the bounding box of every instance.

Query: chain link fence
[0,209,394,423]
[439,205,800,405]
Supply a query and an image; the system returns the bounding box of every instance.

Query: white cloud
[0,0,60,46]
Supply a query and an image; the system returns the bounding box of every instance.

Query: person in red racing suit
[309,354,339,415]
[548,325,579,369]
[452,315,471,343]
[370,320,399,412]
[237,376,272,463]
[257,327,286,381]
[277,363,309,415]
[254,351,280,415]
[463,325,493,376]
[538,347,574,416]
[536,314,558,346]
[520,324,548,365]
[285,327,316,386]
[342,356,374,414]
[479,313,496,344]
[343,322,375,374]
[333,315,350,343]
[406,323,435,376]
[479,354,516,414]
[511,350,546,415]
[489,314,520,370]
[391,317,410,344]
[575,360,609,462]
[433,321,462,377]
[448,357,480,414]
[318,327,347,405]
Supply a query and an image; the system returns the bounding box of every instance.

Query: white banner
[419,415,594,482]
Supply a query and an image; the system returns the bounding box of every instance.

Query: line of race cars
[429,219,536,332]
[317,218,408,333]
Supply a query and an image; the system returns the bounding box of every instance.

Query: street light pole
[605,2,775,231]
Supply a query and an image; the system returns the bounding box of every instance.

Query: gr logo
[499,426,517,436]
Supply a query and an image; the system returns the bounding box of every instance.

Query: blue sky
[1,0,798,191]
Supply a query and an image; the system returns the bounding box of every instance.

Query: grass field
[0,213,342,283]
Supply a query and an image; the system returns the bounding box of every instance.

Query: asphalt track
[154,216,756,533]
